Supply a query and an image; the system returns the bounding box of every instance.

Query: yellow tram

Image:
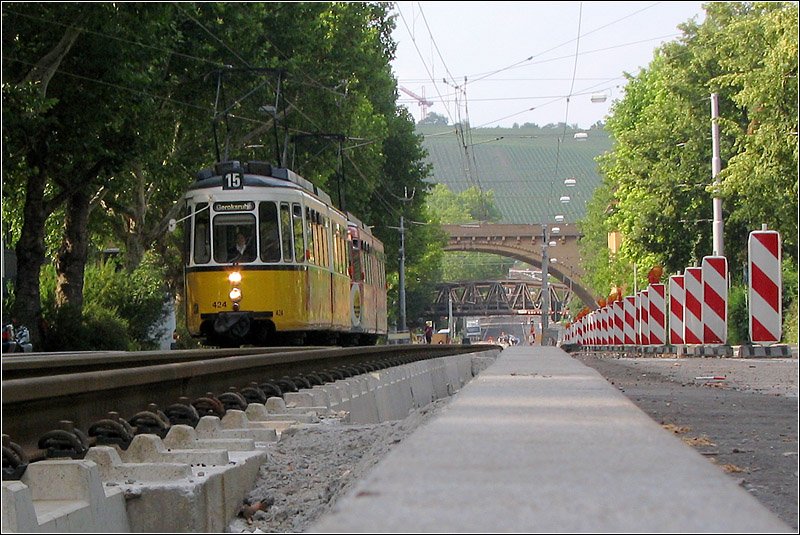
[182,160,387,346]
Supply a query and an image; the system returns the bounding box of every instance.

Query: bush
[39,254,168,351]
[781,259,798,344]
[727,284,749,345]
[41,303,131,351]
[83,256,168,349]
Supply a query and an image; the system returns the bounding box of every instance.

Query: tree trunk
[12,165,49,347]
[55,189,91,311]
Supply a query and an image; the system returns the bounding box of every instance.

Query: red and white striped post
[584,316,590,346]
[668,275,685,345]
[634,293,642,345]
[639,289,650,346]
[702,256,728,344]
[600,306,609,346]
[683,267,703,344]
[748,228,782,343]
[613,299,624,345]
[623,296,636,345]
[648,283,666,346]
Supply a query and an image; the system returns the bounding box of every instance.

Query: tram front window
[213,214,256,263]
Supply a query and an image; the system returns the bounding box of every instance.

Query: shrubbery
[38,254,168,351]
[727,285,749,345]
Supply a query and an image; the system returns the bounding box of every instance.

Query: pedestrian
[529,324,536,345]
[424,323,433,344]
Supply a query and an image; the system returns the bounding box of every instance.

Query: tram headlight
[229,287,242,302]
[228,271,242,284]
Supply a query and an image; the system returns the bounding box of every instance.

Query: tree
[2,3,97,343]
[419,112,448,126]
[580,2,797,341]
[584,2,796,294]
[425,183,509,282]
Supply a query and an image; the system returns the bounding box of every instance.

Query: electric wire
[551,3,584,222]
[394,3,457,126]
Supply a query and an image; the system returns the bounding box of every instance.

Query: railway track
[2,344,484,470]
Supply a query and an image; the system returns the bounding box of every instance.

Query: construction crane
[399,86,433,122]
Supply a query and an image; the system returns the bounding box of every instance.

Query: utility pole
[398,215,406,332]
[711,93,724,257]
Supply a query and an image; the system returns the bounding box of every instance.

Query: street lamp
[540,224,550,336]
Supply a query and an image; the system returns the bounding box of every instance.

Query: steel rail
[2,344,486,462]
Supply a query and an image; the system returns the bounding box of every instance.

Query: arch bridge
[441,223,596,310]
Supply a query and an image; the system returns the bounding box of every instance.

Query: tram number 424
[210,301,283,316]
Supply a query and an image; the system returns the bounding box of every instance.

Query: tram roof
[189,160,333,206]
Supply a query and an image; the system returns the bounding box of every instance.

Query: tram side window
[259,201,281,262]
[193,203,211,264]
[339,226,348,274]
[280,202,293,262]
[322,216,331,269]
[350,241,363,282]
[292,203,305,262]
[305,208,316,265]
[365,244,373,284]
[333,223,346,274]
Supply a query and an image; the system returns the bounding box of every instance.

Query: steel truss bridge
[428,279,573,320]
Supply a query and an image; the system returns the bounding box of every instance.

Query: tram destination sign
[214,201,255,212]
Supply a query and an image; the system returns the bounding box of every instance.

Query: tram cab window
[259,201,281,262]
[193,203,211,264]
[213,213,256,263]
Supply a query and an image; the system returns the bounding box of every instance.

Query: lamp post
[710,93,724,256]
[540,224,550,339]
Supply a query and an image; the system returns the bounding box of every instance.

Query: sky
[390,1,707,129]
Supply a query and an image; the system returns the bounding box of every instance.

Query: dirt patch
[227,398,451,533]
[572,352,798,530]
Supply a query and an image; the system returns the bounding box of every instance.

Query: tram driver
[228,228,256,263]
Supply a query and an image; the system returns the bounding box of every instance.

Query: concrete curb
[308,346,792,533]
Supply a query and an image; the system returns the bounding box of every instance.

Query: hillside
[416,123,613,224]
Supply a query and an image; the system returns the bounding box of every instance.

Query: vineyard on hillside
[417,124,613,224]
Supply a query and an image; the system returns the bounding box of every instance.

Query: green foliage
[727,285,749,345]
[42,303,131,352]
[426,183,502,223]
[581,2,798,307]
[39,255,168,350]
[418,112,448,126]
[782,258,798,344]
[425,183,510,282]
[83,254,169,349]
